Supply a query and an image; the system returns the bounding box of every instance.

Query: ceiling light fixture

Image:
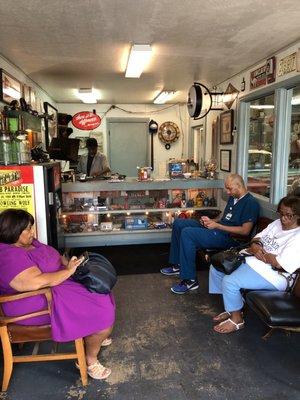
[125,44,152,78]
[153,91,176,104]
[77,88,98,104]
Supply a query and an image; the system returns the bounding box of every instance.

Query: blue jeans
[209,263,277,312]
[168,218,239,280]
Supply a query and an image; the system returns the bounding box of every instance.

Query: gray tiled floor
[1,271,300,399]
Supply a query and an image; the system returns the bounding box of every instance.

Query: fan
[158,122,180,149]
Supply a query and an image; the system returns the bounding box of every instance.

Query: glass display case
[61,178,224,247]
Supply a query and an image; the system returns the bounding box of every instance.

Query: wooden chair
[0,288,88,392]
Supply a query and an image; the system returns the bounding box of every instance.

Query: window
[288,86,300,195]
[247,94,274,198]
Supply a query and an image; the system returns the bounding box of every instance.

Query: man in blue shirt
[160,174,260,294]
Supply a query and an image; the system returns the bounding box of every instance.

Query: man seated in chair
[160,174,260,294]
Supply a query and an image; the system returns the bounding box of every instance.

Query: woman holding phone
[0,209,115,380]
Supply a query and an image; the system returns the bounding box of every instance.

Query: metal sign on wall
[250,56,276,90]
[72,111,102,130]
[277,50,300,77]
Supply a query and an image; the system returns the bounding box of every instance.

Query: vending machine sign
[0,165,36,219]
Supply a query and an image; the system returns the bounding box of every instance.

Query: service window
[247,94,274,198]
[288,86,300,194]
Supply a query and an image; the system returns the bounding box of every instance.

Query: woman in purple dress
[0,209,115,380]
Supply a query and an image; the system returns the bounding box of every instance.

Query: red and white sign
[72,111,101,130]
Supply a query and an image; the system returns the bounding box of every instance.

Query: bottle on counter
[181,191,186,208]
[16,115,31,164]
[189,159,196,175]
[0,115,12,165]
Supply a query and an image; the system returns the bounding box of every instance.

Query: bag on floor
[72,252,117,294]
[210,243,251,275]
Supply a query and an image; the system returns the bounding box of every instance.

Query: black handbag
[210,243,251,275]
[72,252,117,294]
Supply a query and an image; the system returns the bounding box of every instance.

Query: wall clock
[158,121,180,149]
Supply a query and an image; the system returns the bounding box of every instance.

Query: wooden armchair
[0,288,88,392]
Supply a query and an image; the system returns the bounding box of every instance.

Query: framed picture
[220,149,232,172]
[23,84,31,104]
[44,102,58,149]
[0,69,23,104]
[220,109,234,144]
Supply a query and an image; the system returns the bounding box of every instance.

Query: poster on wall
[0,165,36,234]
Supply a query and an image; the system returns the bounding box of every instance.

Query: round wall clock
[158,121,180,145]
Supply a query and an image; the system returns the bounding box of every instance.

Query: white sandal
[87,361,111,380]
[214,318,245,334]
[102,337,112,347]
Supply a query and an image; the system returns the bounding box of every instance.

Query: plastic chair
[0,288,88,391]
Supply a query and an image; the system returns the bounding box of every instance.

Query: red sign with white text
[72,111,101,130]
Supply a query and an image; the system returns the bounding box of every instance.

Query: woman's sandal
[213,311,231,322]
[102,337,112,347]
[87,361,111,380]
[75,361,111,379]
[213,318,245,334]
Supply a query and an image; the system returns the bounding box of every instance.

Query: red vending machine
[0,162,64,249]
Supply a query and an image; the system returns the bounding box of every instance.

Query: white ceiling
[1,0,300,104]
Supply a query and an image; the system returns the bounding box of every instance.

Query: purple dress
[0,240,115,342]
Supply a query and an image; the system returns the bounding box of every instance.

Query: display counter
[61,178,224,247]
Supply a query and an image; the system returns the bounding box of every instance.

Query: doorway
[192,124,206,170]
[107,119,149,177]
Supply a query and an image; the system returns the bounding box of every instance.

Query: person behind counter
[0,209,115,380]
[77,138,111,177]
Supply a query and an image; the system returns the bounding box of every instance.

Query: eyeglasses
[278,211,296,220]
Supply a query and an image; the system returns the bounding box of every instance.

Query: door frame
[106,117,150,167]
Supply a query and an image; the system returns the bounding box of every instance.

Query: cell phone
[78,251,89,266]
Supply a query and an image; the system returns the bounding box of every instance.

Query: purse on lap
[72,252,117,294]
[210,243,252,275]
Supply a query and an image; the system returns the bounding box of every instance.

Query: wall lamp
[125,44,152,78]
[153,91,176,104]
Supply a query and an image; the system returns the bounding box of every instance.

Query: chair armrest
[0,288,52,325]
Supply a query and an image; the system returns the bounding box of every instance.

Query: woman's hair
[0,209,34,244]
[277,196,300,225]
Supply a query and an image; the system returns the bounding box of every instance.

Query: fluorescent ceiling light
[250,105,274,109]
[125,44,152,78]
[77,88,99,104]
[153,91,176,104]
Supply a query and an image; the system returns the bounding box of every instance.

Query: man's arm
[201,216,254,237]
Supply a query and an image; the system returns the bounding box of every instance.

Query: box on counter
[125,216,148,230]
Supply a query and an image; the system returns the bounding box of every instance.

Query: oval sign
[72,111,101,130]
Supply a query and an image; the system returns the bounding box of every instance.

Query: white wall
[0,54,56,108]
[58,103,190,177]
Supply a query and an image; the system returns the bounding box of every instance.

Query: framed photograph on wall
[44,102,58,149]
[220,149,232,172]
[0,69,22,104]
[220,109,234,144]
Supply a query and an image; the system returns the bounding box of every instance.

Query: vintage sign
[250,64,266,90]
[250,56,276,90]
[223,83,239,110]
[72,111,102,130]
[278,50,300,77]
[0,165,36,220]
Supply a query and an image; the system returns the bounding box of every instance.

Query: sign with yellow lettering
[0,166,36,218]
